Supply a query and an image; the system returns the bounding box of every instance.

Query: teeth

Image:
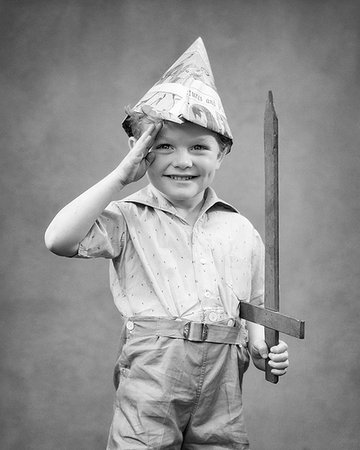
[169,176,193,181]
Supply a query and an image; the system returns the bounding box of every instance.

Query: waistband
[124,317,247,346]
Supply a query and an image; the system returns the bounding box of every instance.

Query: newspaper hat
[122,37,233,145]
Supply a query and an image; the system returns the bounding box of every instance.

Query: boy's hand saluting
[117,122,163,187]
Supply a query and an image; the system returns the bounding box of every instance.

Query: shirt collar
[121,184,240,217]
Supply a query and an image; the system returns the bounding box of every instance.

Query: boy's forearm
[45,123,162,256]
[44,167,125,257]
[247,321,266,371]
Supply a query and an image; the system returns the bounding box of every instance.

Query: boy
[45,38,289,449]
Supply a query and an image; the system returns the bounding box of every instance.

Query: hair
[123,106,233,154]
[216,134,232,154]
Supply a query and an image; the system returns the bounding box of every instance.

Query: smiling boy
[140,121,226,224]
[45,38,289,449]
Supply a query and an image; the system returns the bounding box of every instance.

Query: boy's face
[144,121,225,210]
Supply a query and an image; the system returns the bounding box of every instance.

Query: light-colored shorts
[107,318,250,450]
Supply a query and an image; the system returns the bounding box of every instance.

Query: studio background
[1,1,359,449]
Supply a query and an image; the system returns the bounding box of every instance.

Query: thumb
[252,340,269,359]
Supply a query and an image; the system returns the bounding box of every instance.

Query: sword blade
[264,91,279,383]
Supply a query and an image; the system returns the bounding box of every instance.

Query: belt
[124,317,247,346]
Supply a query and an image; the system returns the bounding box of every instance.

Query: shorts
[107,319,250,450]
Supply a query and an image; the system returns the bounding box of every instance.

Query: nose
[172,148,192,169]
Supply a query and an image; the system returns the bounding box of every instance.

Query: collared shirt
[77,185,264,324]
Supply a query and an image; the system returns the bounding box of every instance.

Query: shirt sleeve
[75,201,127,259]
[250,228,265,306]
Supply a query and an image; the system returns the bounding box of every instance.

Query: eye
[192,144,208,151]
[154,143,173,151]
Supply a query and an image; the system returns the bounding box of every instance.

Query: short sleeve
[76,201,127,259]
[250,228,265,306]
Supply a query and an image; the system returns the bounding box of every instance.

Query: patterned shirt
[77,185,264,324]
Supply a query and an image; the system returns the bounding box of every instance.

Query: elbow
[44,226,78,257]
[44,229,60,255]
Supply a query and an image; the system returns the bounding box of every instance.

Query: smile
[166,175,196,181]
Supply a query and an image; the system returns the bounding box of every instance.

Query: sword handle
[265,328,279,383]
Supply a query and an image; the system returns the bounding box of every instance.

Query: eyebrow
[155,134,215,143]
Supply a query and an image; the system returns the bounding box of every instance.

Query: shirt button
[204,291,211,298]
[227,318,235,327]
[209,312,218,322]
[200,258,207,265]
[126,321,134,331]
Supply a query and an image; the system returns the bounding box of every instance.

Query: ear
[128,136,137,150]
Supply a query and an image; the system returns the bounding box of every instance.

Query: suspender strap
[125,317,247,346]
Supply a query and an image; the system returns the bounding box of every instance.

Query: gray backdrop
[1,1,359,449]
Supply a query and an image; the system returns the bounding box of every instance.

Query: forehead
[156,121,219,144]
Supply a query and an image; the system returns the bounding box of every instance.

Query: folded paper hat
[122,37,233,145]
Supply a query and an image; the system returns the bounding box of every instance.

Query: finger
[144,151,156,166]
[147,121,163,145]
[268,358,289,369]
[140,122,162,144]
[252,340,269,359]
[139,123,156,140]
[270,340,288,354]
[135,122,162,156]
[268,351,289,362]
[131,126,155,155]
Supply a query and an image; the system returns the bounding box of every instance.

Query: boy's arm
[247,321,266,371]
[44,123,161,257]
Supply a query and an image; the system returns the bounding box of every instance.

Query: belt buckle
[200,323,208,341]
[183,322,208,342]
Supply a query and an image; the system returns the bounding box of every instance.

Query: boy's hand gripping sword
[240,91,305,383]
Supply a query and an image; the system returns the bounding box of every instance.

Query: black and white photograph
[1,1,359,449]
